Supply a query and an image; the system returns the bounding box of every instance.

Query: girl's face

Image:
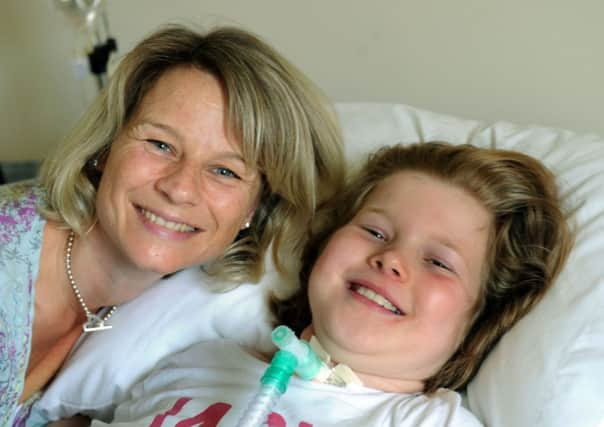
[306,171,491,393]
[95,66,261,275]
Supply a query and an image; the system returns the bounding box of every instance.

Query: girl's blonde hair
[40,24,345,285]
[274,142,574,392]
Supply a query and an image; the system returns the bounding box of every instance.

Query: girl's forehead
[365,171,434,200]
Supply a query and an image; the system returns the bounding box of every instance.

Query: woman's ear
[241,210,255,230]
[85,146,110,188]
[242,189,262,230]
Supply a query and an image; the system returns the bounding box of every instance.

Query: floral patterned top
[0,181,46,426]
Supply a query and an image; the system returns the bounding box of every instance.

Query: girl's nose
[369,249,407,280]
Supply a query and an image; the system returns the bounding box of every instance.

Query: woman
[0,24,345,425]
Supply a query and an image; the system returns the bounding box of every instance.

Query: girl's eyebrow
[434,236,462,254]
[364,205,465,249]
[362,206,389,216]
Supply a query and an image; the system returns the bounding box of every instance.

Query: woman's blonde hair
[40,24,345,285]
[273,142,574,392]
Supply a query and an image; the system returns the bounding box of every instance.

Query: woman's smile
[135,205,200,237]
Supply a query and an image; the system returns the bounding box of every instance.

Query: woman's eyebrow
[139,121,253,168]
[134,120,182,140]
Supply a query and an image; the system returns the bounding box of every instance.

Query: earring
[90,158,99,169]
[244,221,251,229]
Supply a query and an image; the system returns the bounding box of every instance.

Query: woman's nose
[369,249,407,280]
[155,163,200,205]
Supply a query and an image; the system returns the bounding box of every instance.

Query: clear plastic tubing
[235,325,324,427]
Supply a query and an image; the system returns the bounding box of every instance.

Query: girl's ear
[300,324,315,341]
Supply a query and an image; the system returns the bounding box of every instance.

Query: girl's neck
[302,324,425,394]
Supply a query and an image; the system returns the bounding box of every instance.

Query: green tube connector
[260,350,297,394]
[271,325,324,381]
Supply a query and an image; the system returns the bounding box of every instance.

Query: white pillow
[465,126,604,427]
[37,102,604,426]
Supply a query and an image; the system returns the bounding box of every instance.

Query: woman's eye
[362,226,386,241]
[147,139,172,153]
[214,167,241,180]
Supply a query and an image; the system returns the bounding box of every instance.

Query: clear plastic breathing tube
[235,325,325,427]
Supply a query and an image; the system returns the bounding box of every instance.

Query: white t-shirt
[91,340,482,427]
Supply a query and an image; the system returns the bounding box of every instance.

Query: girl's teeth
[354,285,402,314]
[142,209,195,232]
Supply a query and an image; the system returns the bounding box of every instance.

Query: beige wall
[2,0,603,161]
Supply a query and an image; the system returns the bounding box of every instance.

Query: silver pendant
[83,313,112,332]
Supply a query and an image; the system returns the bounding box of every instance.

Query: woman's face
[95,66,261,275]
[306,171,491,393]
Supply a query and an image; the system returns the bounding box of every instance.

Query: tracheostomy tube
[235,325,328,427]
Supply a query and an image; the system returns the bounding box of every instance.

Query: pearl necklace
[65,230,117,332]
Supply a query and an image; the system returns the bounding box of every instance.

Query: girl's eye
[428,258,453,272]
[362,226,386,241]
[214,167,241,180]
[147,139,172,153]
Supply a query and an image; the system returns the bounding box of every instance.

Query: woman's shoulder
[0,178,44,202]
[0,180,46,250]
[0,181,46,426]
[0,180,45,228]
